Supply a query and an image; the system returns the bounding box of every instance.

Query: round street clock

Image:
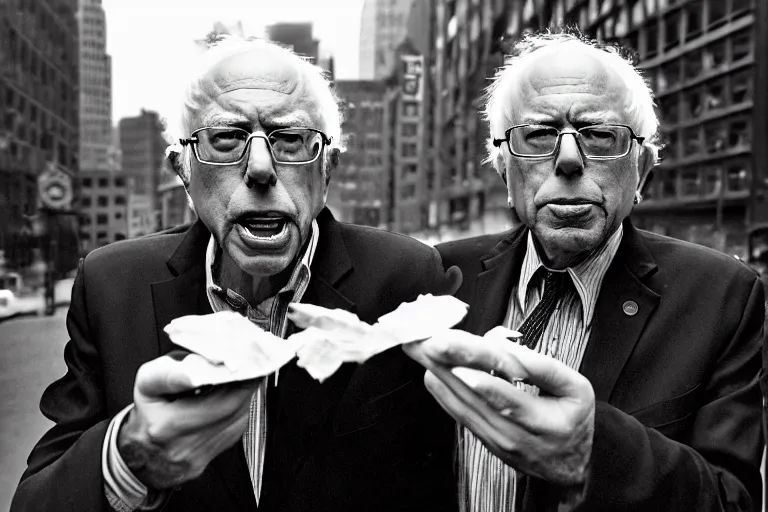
[38,163,74,211]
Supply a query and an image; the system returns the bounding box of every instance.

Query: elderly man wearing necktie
[405,31,765,512]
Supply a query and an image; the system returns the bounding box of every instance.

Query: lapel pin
[622,300,639,316]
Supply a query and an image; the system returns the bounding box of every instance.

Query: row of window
[81,176,126,188]
[645,159,750,200]
[79,211,124,226]
[657,68,752,127]
[645,29,753,98]
[596,0,753,60]
[80,195,126,207]
[663,113,751,161]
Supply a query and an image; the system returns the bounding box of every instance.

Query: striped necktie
[518,270,567,349]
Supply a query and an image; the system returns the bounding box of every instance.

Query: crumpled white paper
[163,294,470,386]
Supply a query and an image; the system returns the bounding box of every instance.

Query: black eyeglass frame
[179,126,333,166]
[492,123,645,160]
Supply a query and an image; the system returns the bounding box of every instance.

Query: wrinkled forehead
[508,48,628,122]
[195,48,324,127]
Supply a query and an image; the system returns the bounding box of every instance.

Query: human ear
[636,145,657,196]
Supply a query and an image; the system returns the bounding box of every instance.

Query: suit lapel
[578,220,660,403]
[151,219,213,356]
[463,226,528,336]
[261,208,358,510]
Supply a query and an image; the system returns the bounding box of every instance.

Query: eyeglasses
[179,127,332,166]
[492,124,644,159]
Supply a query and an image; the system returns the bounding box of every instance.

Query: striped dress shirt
[457,225,623,512]
[102,221,318,511]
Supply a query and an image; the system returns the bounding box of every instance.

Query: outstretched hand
[403,328,595,487]
[117,353,259,490]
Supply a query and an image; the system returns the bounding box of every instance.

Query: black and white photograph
[0,0,766,510]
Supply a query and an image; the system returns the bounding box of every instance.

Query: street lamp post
[37,162,74,316]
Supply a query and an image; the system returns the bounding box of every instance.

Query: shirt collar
[517,224,623,327]
[205,219,319,309]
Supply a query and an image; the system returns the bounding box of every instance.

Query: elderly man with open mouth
[12,37,460,512]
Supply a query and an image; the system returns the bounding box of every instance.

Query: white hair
[483,31,661,174]
[164,35,343,185]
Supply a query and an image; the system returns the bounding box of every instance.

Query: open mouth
[239,217,287,239]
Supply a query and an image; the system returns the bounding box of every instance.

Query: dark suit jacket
[437,219,764,511]
[12,208,460,512]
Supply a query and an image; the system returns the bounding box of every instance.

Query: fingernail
[451,367,482,388]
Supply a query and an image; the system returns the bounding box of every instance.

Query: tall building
[430,0,764,254]
[119,110,166,236]
[77,170,128,251]
[77,0,111,172]
[267,22,320,63]
[359,0,417,80]
[430,0,514,242]
[332,81,387,227]
[382,43,428,234]
[0,0,81,273]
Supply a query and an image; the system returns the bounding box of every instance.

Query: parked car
[0,272,22,319]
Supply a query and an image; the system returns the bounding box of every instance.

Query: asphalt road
[0,308,69,511]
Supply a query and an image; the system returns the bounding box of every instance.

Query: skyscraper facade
[119,109,167,236]
[359,0,417,80]
[77,0,111,173]
[0,0,80,271]
[333,80,388,227]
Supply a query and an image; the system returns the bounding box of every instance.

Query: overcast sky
[101,0,365,123]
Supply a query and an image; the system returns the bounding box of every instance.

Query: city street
[0,308,69,511]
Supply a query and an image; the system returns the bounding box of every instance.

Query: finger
[135,355,196,397]
[138,379,258,439]
[425,370,533,465]
[423,370,501,444]
[484,326,523,342]
[450,367,535,415]
[419,331,591,399]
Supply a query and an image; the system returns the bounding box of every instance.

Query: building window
[702,166,722,196]
[660,169,677,198]
[82,177,92,187]
[703,39,727,70]
[79,216,91,226]
[115,177,125,187]
[115,212,123,220]
[97,196,108,207]
[98,177,108,188]
[664,11,680,51]
[97,213,108,225]
[115,195,125,205]
[401,123,418,137]
[728,118,750,148]
[404,163,418,175]
[402,143,418,157]
[682,127,702,156]
[704,78,725,111]
[679,168,701,197]
[81,196,91,207]
[731,29,752,61]
[683,49,702,83]
[401,183,416,199]
[658,95,679,125]
[726,162,748,192]
[685,1,703,41]
[730,70,752,104]
[685,88,703,118]
[365,136,381,150]
[402,102,419,117]
[703,120,727,153]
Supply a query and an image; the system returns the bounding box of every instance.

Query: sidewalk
[11,278,74,317]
